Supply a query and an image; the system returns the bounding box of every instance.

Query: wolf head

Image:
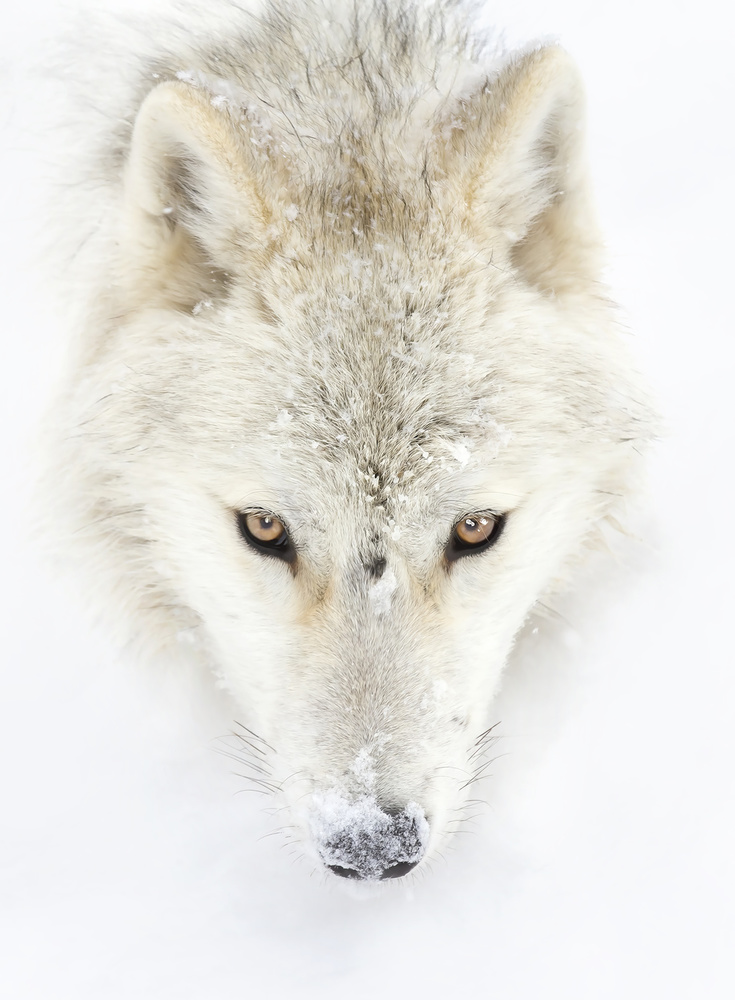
[54,8,652,882]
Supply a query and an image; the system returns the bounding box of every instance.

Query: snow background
[1,1,732,997]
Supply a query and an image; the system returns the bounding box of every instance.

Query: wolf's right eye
[237,511,295,564]
[445,512,505,563]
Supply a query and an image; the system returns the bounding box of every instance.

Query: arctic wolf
[50,0,653,881]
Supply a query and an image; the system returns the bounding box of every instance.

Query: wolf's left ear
[123,80,271,308]
[443,46,600,292]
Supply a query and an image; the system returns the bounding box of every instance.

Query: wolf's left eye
[237,511,295,564]
[446,512,505,563]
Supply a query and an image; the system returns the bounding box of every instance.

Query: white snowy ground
[1,1,732,998]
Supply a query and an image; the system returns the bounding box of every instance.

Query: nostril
[328,864,364,880]
[380,859,419,880]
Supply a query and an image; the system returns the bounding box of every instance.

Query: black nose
[321,806,428,881]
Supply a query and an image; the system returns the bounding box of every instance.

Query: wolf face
[53,1,652,880]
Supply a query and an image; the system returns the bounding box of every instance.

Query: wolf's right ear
[123,81,269,308]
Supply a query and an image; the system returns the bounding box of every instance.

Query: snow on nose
[311,790,429,880]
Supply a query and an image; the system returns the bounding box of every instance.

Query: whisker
[473,721,502,747]
[233,720,275,753]
[230,734,268,759]
[230,770,281,793]
[213,747,274,776]
[468,736,501,763]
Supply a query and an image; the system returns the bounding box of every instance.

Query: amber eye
[237,510,295,564]
[246,513,285,543]
[446,512,505,563]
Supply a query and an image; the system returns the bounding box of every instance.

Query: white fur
[45,0,655,879]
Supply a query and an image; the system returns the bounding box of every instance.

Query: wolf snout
[311,792,429,881]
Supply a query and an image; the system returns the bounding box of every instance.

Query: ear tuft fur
[123,81,270,310]
[442,45,600,293]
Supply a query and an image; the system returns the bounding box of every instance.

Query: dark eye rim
[236,509,296,565]
[445,511,507,564]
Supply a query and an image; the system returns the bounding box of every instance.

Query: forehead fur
[254,223,510,486]
[121,222,629,521]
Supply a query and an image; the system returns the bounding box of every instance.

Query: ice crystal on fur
[368,566,398,616]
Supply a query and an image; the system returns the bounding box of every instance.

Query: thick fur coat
[48,0,654,880]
